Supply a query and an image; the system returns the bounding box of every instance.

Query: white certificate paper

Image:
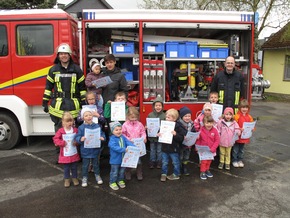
[195,145,214,160]
[62,133,77,157]
[212,104,223,122]
[158,120,175,144]
[146,118,160,137]
[133,138,146,157]
[91,76,113,89]
[84,128,101,148]
[82,105,98,123]
[182,132,200,147]
[121,146,140,168]
[111,102,126,121]
[241,121,256,139]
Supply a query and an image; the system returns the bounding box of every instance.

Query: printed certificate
[132,138,146,157]
[146,118,160,137]
[158,120,175,144]
[195,145,214,160]
[62,133,77,157]
[84,128,101,148]
[182,132,200,147]
[121,146,140,168]
[111,101,126,121]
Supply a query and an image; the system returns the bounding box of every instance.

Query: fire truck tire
[0,113,22,150]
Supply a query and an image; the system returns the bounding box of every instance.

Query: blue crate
[113,42,135,54]
[198,47,229,58]
[144,42,165,52]
[165,41,198,58]
[122,71,133,81]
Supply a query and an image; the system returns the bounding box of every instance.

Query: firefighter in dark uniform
[42,43,86,132]
[211,56,245,113]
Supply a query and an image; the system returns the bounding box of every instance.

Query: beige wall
[262,49,290,95]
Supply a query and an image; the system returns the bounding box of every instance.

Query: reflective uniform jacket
[43,60,86,118]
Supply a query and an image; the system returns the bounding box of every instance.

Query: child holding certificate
[233,99,255,168]
[108,121,134,190]
[176,106,196,176]
[122,107,147,181]
[53,112,80,188]
[216,107,241,170]
[75,108,106,188]
[159,109,184,182]
[146,97,166,169]
[195,116,220,180]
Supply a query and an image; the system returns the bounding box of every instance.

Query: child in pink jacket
[194,103,213,131]
[122,106,147,181]
[195,115,220,180]
[53,112,80,188]
[217,107,241,170]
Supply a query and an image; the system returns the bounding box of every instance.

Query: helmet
[190,63,196,69]
[57,43,72,54]
[180,63,187,70]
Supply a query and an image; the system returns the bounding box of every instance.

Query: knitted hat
[109,121,122,132]
[224,107,234,115]
[153,96,163,106]
[91,61,100,71]
[179,106,192,118]
[203,103,213,111]
[81,107,92,119]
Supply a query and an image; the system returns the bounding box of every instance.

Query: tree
[0,0,56,9]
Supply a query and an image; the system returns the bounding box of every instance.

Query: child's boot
[125,168,132,180]
[64,179,70,188]
[72,178,79,186]
[156,161,162,169]
[182,164,189,176]
[136,164,143,181]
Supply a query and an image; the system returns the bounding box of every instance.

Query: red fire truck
[0,9,255,149]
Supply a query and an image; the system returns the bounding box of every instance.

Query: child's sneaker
[160,174,167,182]
[205,170,213,178]
[118,180,126,188]
[238,161,244,168]
[232,161,239,168]
[156,161,162,169]
[109,182,119,190]
[82,177,88,187]
[95,175,103,185]
[225,164,230,170]
[64,179,70,188]
[149,161,155,169]
[218,163,224,169]
[166,174,180,180]
[72,178,79,186]
[200,172,207,180]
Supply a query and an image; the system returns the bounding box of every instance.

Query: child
[75,108,106,187]
[194,103,213,132]
[209,91,219,104]
[104,91,128,123]
[53,112,80,188]
[216,107,241,170]
[108,121,135,190]
[122,107,147,181]
[232,99,254,168]
[176,106,196,176]
[147,97,166,169]
[159,109,184,182]
[85,59,104,107]
[195,115,220,180]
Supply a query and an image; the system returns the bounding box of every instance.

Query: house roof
[64,0,113,11]
[261,22,290,50]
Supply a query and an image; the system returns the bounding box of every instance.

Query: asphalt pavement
[0,101,290,218]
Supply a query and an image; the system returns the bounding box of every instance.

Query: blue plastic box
[144,42,165,52]
[122,71,133,81]
[198,48,229,58]
[113,42,135,54]
[165,41,198,58]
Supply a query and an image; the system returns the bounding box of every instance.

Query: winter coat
[161,122,184,153]
[194,113,205,132]
[217,119,241,147]
[53,127,80,164]
[195,126,220,154]
[234,111,254,144]
[109,134,134,165]
[75,122,106,158]
[122,120,147,141]
[85,71,103,95]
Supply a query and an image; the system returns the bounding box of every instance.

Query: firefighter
[42,43,86,132]
[210,56,244,113]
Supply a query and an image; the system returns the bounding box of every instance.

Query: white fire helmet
[57,43,72,55]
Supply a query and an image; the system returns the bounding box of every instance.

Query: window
[16,25,53,56]
[284,55,290,81]
[0,25,8,56]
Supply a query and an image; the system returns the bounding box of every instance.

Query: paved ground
[0,101,290,218]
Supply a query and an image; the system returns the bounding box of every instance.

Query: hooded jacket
[195,126,220,154]
[234,110,254,144]
[109,134,134,165]
[217,119,241,147]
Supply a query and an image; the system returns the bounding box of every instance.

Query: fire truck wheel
[0,113,22,150]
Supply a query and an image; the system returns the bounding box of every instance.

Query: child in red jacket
[195,115,220,180]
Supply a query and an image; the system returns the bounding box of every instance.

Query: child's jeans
[232,143,245,162]
[110,164,125,184]
[150,142,162,162]
[64,162,78,179]
[180,146,191,164]
[82,157,100,178]
[161,152,180,176]
[219,146,232,165]
[200,160,212,172]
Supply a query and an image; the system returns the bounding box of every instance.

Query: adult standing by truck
[210,56,245,113]
[42,43,87,132]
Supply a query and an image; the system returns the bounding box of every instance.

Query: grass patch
[263,93,290,103]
